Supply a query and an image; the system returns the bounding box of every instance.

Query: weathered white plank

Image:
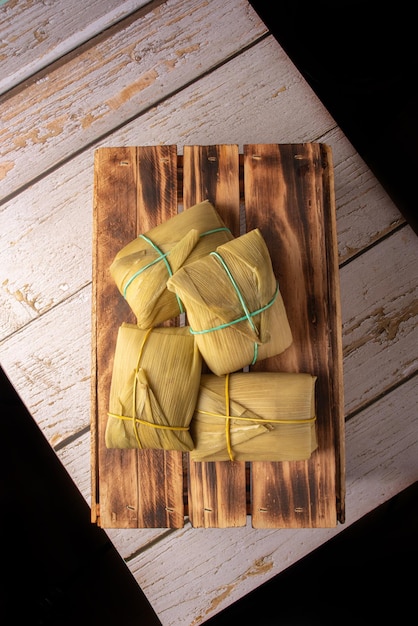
[0,288,92,445]
[1,35,333,339]
[0,0,267,199]
[112,36,335,150]
[122,375,418,625]
[341,225,418,415]
[56,430,92,504]
[0,163,93,339]
[0,160,94,339]
[322,127,405,263]
[1,36,402,340]
[0,0,151,95]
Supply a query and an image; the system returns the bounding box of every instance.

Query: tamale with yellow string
[190,372,317,462]
[106,323,202,451]
[109,200,234,328]
[167,228,293,375]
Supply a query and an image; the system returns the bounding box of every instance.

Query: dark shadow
[0,365,162,625]
[249,0,418,235]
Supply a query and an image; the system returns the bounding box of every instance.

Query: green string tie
[122,227,231,314]
[189,251,279,365]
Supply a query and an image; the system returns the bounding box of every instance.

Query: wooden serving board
[91,144,345,529]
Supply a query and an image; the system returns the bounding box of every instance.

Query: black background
[249,0,418,236]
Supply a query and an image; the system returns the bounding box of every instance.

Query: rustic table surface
[1,1,417,625]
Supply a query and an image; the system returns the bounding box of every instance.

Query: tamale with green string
[109,200,234,328]
[190,372,318,462]
[106,323,202,451]
[166,228,293,375]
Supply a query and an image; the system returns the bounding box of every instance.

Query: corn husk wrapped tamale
[190,372,317,461]
[166,228,293,375]
[109,200,234,328]
[106,323,202,451]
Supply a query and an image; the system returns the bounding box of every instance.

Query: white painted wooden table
[1,1,417,624]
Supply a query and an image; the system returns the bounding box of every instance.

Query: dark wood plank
[92,146,140,528]
[92,145,184,528]
[243,143,344,528]
[134,145,185,528]
[183,144,247,527]
[182,144,241,235]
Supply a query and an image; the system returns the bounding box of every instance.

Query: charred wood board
[91,144,345,528]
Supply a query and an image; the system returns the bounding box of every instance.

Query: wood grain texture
[92,145,185,528]
[0,0,151,95]
[0,0,267,201]
[243,143,344,527]
[92,146,138,527]
[134,145,184,528]
[183,144,246,528]
[92,143,344,529]
[340,225,418,416]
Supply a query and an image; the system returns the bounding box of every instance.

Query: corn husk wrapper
[190,372,318,462]
[109,200,234,328]
[167,228,293,375]
[106,323,202,451]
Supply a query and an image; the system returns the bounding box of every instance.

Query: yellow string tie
[197,375,316,461]
[108,412,189,431]
[197,410,317,425]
